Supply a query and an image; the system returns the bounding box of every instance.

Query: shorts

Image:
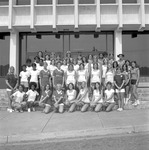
[115,89,125,93]
[21,81,29,88]
[6,88,12,92]
[131,79,137,85]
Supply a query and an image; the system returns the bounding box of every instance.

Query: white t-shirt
[37,65,44,72]
[67,90,76,101]
[74,65,79,71]
[12,91,25,103]
[102,65,107,78]
[26,90,39,102]
[61,65,68,73]
[29,70,39,83]
[104,89,115,103]
[26,66,33,74]
[19,71,30,82]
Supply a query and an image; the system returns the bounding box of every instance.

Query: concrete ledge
[1,125,148,144]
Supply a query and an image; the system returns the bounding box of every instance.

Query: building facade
[0,0,149,88]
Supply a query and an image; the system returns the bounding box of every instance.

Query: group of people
[5,51,140,114]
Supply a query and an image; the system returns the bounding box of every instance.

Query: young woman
[98,53,104,65]
[61,59,68,73]
[77,55,82,65]
[90,82,103,112]
[103,82,115,112]
[39,84,52,114]
[39,62,51,93]
[114,67,125,111]
[19,65,30,89]
[130,61,140,106]
[48,59,56,77]
[29,63,39,89]
[52,84,65,113]
[77,63,88,89]
[37,59,44,72]
[113,61,119,74]
[65,64,76,87]
[125,60,132,71]
[73,82,90,112]
[105,63,114,86]
[65,83,77,112]
[26,58,33,73]
[44,54,51,67]
[102,59,108,86]
[5,66,18,112]
[90,63,102,89]
[108,53,114,65]
[82,56,89,72]
[117,54,125,69]
[37,51,44,60]
[26,82,39,112]
[73,59,79,71]
[88,54,93,64]
[53,61,64,88]
[122,64,131,104]
[10,84,26,113]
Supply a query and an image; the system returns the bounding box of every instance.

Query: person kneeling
[90,82,103,112]
[65,83,77,112]
[10,84,26,113]
[39,84,52,114]
[52,84,65,113]
[103,82,115,112]
[72,82,90,112]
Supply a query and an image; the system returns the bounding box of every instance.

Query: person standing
[5,66,18,112]
[114,67,125,111]
[130,61,140,106]
[39,62,51,94]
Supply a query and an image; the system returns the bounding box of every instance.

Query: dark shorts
[131,79,137,85]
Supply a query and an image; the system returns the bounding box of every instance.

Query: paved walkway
[0,109,149,144]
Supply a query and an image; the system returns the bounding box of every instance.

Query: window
[37,0,52,5]
[145,0,149,3]
[100,0,116,4]
[122,31,149,76]
[16,0,30,5]
[57,0,74,4]
[79,0,95,4]
[122,0,137,3]
[0,33,10,88]
[0,0,9,5]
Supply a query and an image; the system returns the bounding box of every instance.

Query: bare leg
[81,104,89,112]
[95,103,102,112]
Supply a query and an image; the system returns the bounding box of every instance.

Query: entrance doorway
[20,31,114,68]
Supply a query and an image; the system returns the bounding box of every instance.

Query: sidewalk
[0,109,149,144]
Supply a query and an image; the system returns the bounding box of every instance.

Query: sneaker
[7,108,10,112]
[28,108,31,112]
[136,100,140,105]
[132,102,138,106]
[32,107,35,112]
[117,108,121,111]
[9,109,13,113]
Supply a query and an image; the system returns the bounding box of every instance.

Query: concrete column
[74,0,79,29]
[8,0,17,29]
[116,0,123,29]
[114,30,122,61]
[9,31,19,74]
[137,0,145,29]
[96,0,100,29]
[30,0,37,29]
[52,0,57,29]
